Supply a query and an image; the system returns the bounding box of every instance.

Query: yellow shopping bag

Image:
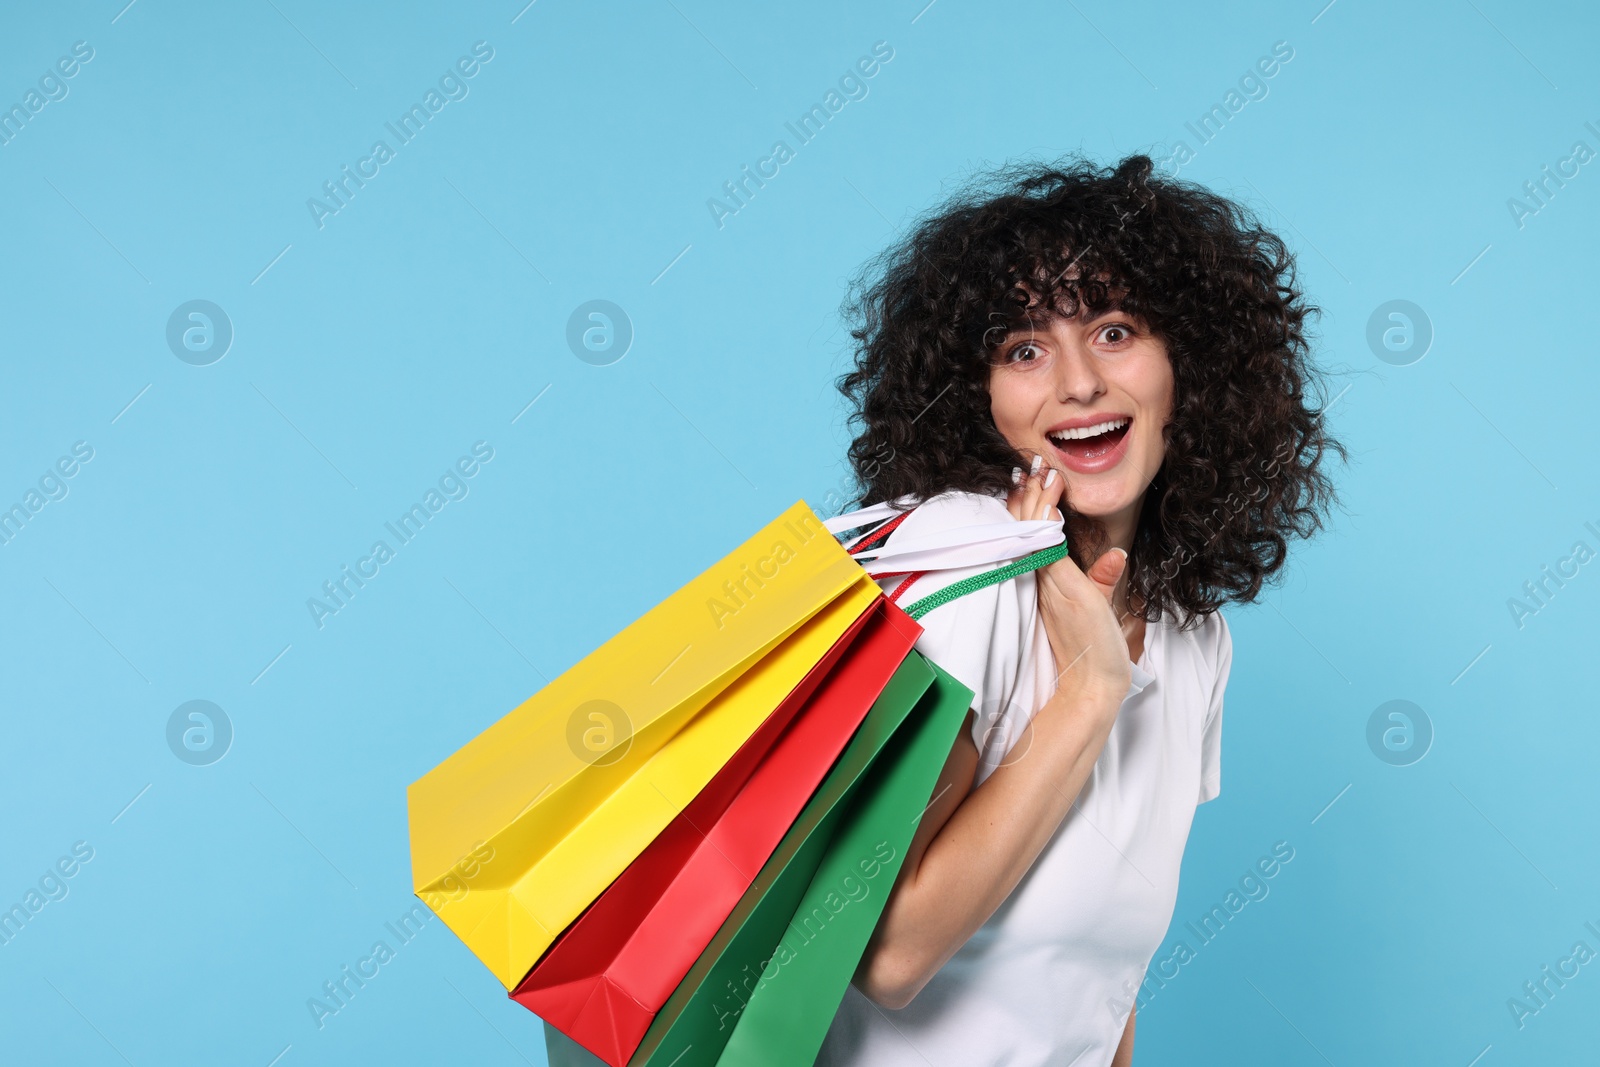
[407,501,880,988]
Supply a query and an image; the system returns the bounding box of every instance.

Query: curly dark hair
[835,153,1346,628]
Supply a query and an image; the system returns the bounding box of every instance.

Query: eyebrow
[1001,298,1130,335]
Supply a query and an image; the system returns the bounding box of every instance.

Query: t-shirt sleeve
[1197,611,1232,804]
[885,568,1032,785]
[864,490,1043,786]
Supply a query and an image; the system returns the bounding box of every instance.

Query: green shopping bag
[715,654,972,1065]
[542,650,945,1067]
[629,650,972,1067]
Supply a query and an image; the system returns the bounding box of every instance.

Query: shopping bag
[610,499,1067,1067]
[714,656,973,1066]
[407,501,881,988]
[622,650,972,1067]
[514,596,925,1065]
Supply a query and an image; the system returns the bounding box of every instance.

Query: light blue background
[2,1,1596,1064]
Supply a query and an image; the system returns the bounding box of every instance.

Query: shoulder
[896,488,1011,532]
[877,490,1034,684]
[1211,609,1233,664]
[1194,607,1231,660]
[875,488,1018,591]
[1159,606,1232,683]
[883,488,1023,602]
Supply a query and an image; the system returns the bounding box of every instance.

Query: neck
[1065,498,1144,620]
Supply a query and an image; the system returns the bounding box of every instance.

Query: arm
[854,671,1122,1008]
[1111,1004,1135,1066]
[853,466,1132,1010]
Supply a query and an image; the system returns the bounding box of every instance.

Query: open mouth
[1045,417,1131,464]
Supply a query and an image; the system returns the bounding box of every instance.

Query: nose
[1051,324,1106,406]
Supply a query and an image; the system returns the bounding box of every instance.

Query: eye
[1000,340,1047,365]
[1096,322,1137,347]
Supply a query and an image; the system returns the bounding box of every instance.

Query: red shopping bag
[511,595,923,1066]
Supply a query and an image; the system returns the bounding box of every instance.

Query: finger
[1036,465,1064,521]
[1039,544,1120,606]
[1019,454,1044,517]
[1006,466,1025,520]
[1084,547,1127,604]
[1037,550,1091,602]
[1006,461,1039,520]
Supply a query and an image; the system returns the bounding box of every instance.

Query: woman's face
[987,302,1174,532]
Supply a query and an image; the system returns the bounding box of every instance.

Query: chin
[1057,478,1141,519]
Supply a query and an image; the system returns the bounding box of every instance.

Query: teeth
[1048,418,1129,443]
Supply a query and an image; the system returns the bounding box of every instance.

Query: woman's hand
[853,458,1139,1010]
[1006,456,1132,699]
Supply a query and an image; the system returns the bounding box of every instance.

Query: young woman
[817,155,1344,1066]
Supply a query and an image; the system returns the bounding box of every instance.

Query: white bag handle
[821,497,1065,578]
[819,497,917,536]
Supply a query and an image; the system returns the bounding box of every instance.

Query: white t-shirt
[818,489,1232,1067]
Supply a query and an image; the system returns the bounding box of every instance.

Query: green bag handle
[900,543,1067,620]
[844,504,1069,622]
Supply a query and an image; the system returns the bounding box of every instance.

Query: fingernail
[1011,467,1022,486]
[1043,468,1056,487]
[1029,455,1042,475]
